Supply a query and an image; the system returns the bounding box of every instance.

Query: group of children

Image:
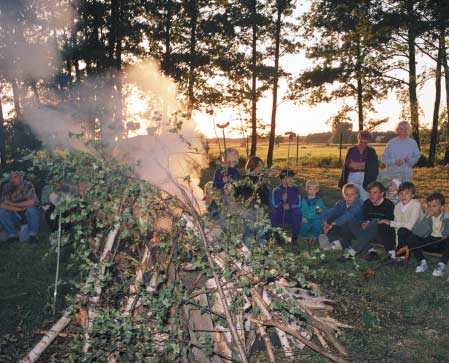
[207,148,449,282]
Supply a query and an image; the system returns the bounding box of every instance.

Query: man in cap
[0,171,40,243]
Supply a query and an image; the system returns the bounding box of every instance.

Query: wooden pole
[296,134,299,165]
[339,133,343,166]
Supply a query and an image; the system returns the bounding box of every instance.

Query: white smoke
[4,1,206,205]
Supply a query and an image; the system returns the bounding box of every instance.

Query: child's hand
[378,219,390,225]
[361,222,368,231]
[222,175,229,183]
[302,217,308,224]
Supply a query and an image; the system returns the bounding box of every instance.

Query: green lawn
[2,146,449,362]
[206,163,449,363]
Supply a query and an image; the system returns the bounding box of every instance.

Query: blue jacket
[301,196,327,220]
[321,198,363,226]
[271,185,301,211]
[213,166,240,190]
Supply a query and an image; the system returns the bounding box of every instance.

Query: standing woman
[338,130,379,201]
[382,121,421,182]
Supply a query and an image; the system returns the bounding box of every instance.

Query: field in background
[206,138,387,167]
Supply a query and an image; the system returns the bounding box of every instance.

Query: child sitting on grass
[320,183,363,251]
[378,182,423,252]
[301,180,326,242]
[337,181,395,263]
[213,148,240,192]
[405,192,449,277]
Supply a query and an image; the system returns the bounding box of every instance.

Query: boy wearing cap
[269,169,301,243]
[0,171,40,243]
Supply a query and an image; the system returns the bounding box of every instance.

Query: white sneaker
[415,259,428,273]
[432,262,448,277]
[323,240,343,251]
[333,240,343,250]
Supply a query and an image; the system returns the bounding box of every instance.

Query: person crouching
[320,183,363,251]
[338,181,395,262]
[0,171,40,243]
[406,192,449,277]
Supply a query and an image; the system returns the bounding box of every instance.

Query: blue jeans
[301,218,323,239]
[0,207,40,238]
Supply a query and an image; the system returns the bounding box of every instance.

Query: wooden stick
[257,324,276,363]
[181,209,249,363]
[20,224,121,363]
[19,312,71,363]
[253,288,293,357]
[83,224,121,353]
[314,327,329,349]
[108,244,151,363]
[251,318,349,363]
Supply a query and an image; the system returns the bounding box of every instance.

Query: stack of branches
[20,151,351,363]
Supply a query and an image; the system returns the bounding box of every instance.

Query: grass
[207,163,449,363]
[2,144,449,362]
[0,233,73,362]
[275,248,449,363]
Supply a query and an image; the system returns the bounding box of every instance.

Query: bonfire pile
[20,152,351,363]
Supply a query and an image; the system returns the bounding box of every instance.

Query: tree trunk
[11,78,23,120]
[162,0,172,75]
[115,7,123,136]
[250,0,258,157]
[356,38,363,131]
[441,35,449,163]
[31,80,41,106]
[267,2,282,167]
[428,30,443,165]
[0,89,6,169]
[187,0,197,119]
[407,0,420,147]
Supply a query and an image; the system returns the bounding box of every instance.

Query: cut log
[19,312,71,363]
[83,224,121,353]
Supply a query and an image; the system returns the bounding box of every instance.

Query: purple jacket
[271,185,301,211]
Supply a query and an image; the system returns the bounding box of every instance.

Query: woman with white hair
[382,121,421,182]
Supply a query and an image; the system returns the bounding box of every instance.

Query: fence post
[296,135,299,165]
[339,133,343,166]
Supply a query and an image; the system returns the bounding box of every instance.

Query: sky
[193,2,444,139]
[1,1,444,140]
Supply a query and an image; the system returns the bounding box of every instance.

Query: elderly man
[0,171,39,243]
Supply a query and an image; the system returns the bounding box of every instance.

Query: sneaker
[323,240,343,251]
[332,240,343,250]
[365,251,380,262]
[415,259,428,273]
[431,262,448,277]
[337,251,351,263]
